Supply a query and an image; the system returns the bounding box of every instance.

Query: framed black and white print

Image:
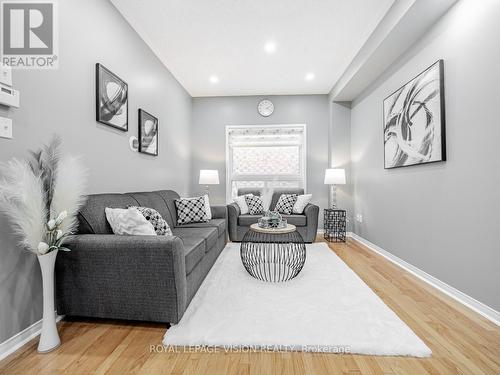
[383,60,446,169]
[95,63,128,131]
[138,109,158,156]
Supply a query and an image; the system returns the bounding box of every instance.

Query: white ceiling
[111,0,395,97]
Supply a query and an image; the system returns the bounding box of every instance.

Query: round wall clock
[258,100,274,117]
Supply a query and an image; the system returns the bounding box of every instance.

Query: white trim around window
[225,124,307,203]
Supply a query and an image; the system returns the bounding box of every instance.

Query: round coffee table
[240,224,306,282]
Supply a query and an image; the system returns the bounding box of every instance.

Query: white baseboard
[347,232,500,327]
[0,315,64,361]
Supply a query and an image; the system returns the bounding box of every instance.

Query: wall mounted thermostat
[0,64,20,108]
[0,117,13,139]
[0,65,12,87]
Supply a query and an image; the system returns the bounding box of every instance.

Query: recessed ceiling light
[264,41,276,54]
[209,75,219,84]
[305,72,315,81]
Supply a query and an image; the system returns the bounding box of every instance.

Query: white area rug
[163,243,431,357]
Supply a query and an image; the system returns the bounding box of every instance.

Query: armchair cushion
[238,214,262,226]
[237,214,307,227]
[280,214,307,227]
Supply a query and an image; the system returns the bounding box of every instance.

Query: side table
[324,208,346,242]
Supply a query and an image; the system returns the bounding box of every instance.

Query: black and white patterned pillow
[175,196,208,224]
[129,206,172,236]
[245,195,264,215]
[274,194,298,215]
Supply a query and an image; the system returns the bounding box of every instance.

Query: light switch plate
[0,116,13,139]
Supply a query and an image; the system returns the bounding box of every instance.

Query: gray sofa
[227,188,319,243]
[55,190,226,324]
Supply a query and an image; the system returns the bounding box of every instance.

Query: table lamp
[199,170,219,196]
[324,168,346,208]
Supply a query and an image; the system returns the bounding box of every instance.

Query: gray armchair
[227,188,319,243]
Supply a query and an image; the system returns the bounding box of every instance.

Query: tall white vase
[37,249,61,353]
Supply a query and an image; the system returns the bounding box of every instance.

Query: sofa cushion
[127,192,175,228]
[173,226,218,257]
[152,190,181,227]
[172,228,211,274]
[175,219,226,236]
[184,240,205,275]
[78,194,139,234]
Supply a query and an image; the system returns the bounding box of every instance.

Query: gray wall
[329,102,353,231]
[350,0,500,311]
[0,0,192,343]
[190,95,330,222]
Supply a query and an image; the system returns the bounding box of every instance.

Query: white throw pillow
[105,207,156,235]
[234,194,251,214]
[293,194,313,214]
[204,194,212,220]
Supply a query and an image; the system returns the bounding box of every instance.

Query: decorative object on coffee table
[258,210,287,229]
[240,224,306,282]
[324,208,346,243]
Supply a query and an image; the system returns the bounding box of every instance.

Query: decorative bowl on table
[258,211,287,229]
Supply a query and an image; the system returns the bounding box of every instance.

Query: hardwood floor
[1,237,499,374]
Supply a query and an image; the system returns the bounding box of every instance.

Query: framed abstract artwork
[383,60,446,169]
[95,63,128,131]
[138,109,158,156]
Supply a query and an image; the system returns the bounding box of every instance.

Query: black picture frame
[383,60,446,169]
[95,63,129,131]
[138,109,159,156]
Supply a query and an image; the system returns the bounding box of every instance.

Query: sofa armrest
[56,234,187,322]
[211,205,227,220]
[304,203,319,240]
[227,202,240,217]
[227,202,240,241]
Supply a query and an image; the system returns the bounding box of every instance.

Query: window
[225,125,306,202]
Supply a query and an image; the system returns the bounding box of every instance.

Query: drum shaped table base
[240,230,306,282]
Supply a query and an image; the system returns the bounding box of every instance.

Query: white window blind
[226,125,306,202]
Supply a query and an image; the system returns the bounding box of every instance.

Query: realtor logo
[1,1,58,69]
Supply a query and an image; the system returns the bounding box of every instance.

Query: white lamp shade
[324,168,346,185]
[199,170,220,185]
